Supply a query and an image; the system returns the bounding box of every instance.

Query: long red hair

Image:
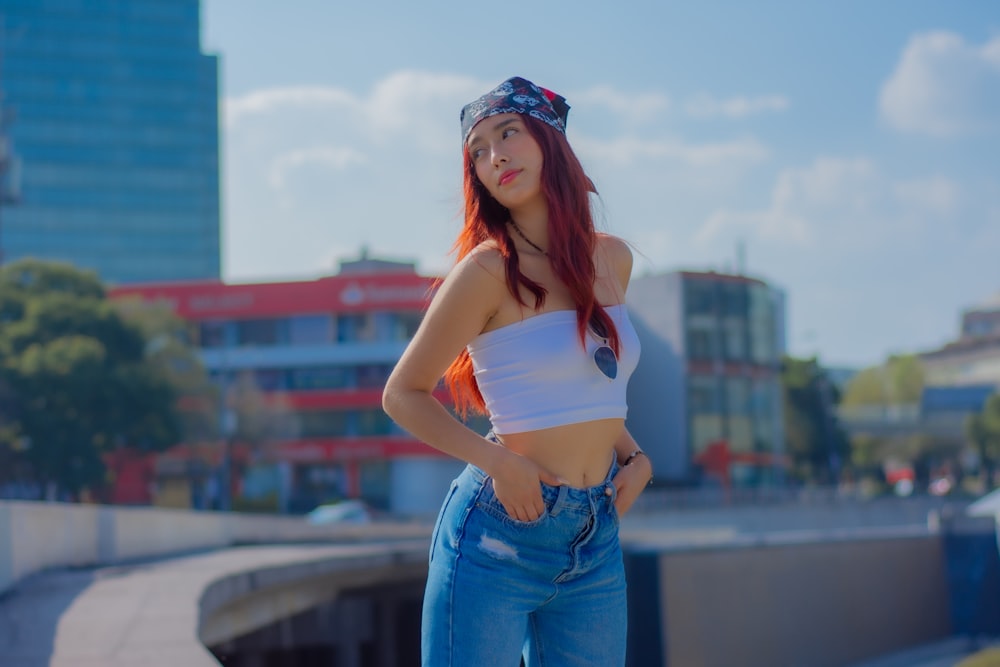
[444,115,621,418]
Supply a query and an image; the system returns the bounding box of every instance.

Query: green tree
[966,393,1000,489]
[782,356,851,484]
[114,296,218,442]
[840,355,929,482]
[0,259,181,498]
[841,354,925,407]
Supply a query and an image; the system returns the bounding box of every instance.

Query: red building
[111,256,467,516]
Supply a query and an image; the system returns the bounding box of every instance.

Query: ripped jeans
[421,460,627,667]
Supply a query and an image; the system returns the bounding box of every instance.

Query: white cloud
[695,157,932,249]
[572,85,671,125]
[893,176,960,217]
[267,147,368,190]
[573,135,769,167]
[224,86,360,127]
[879,31,1000,137]
[684,93,790,119]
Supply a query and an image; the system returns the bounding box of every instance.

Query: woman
[382,76,652,667]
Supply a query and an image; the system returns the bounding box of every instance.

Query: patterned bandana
[460,76,570,144]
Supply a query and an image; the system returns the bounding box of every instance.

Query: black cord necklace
[508,220,548,256]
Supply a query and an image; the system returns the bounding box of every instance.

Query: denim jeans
[422,458,627,666]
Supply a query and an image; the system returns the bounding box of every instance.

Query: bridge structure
[1,495,998,667]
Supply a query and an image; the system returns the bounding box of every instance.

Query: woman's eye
[502,128,517,139]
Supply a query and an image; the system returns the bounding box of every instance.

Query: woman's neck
[509,201,549,254]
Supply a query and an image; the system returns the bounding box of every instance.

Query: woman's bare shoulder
[596,233,634,292]
[435,241,507,307]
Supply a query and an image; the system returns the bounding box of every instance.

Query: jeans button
[604,486,613,497]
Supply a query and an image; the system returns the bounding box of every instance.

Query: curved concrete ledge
[0,540,429,667]
[0,499,431,596]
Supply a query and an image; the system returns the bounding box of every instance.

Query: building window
[357,364,394,389]
[749,285,777,364]
[684,280,716,316]
[722,317,747,361]
[199,320,230,348]
[298,411,351,438]
[288,314,333,345]
[686,315,717,361]
[237,318,286,346]
[337,313,376,342]
[289,366,352,391]
[357,408,395,436]
[689,375,721,413]
[721,282,748,318]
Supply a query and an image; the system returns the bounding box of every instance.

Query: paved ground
[0,542,427,667]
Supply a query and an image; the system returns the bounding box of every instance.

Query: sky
[201,0,1000,369]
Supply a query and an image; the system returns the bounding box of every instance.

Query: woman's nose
[491,146,508,166]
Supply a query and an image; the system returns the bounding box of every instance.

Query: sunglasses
[589,316,618,380]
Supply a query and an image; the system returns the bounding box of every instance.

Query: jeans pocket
[475,477,549,528]
[429,479,459,563]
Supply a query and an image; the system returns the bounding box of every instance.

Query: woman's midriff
[495,418,624,488]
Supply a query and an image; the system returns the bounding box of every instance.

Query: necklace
[508,220,548,256]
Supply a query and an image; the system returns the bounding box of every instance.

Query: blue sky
[202,0,1000,368]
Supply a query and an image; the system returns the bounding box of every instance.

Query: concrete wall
[625,532,953,667]
[0,500,428,596]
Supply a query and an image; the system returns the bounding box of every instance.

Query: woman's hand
[489,448,566,522]
[612,455,652,517]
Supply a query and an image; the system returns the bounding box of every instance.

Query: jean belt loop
[547,485,567,517]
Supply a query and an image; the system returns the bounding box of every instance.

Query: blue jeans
[422,459,627,666]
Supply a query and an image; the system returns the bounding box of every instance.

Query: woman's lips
[499,170,520,186]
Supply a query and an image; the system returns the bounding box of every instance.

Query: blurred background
[0,1,998,666]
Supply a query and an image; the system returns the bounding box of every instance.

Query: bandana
[460,76,570,144]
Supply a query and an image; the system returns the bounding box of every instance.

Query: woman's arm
[382,246,563,521]
[612,428,653,516]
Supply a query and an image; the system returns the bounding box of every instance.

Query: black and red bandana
[460,76,570,144]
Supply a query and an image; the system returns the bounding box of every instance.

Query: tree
[781,356,851,484]
[841,354,925,408]
[841,355,944,486]
[966,393,1000,489]
[0,259,181,498]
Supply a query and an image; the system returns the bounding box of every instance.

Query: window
[684,280,716,316]
[237,318,286,346]
[288,315,333,345]
[357,409,395,436]
[722,317,747,362]
[337,313,375,342]
[289,366,351,391]
[686,316,717,361]
[199,320,230,348]
[299,411,351,438]
[357,364,394,389]
[688,375,720,413]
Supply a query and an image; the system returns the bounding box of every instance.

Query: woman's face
[466,113,544,212]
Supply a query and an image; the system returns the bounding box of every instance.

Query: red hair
[444,116,621,418]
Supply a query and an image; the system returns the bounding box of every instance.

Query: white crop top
[466,303,640,435]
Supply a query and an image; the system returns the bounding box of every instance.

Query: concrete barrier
[623,528,954,667]
[0,500,429,596]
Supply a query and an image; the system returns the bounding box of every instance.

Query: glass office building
[0,0,220,283]
[626,271,787,487]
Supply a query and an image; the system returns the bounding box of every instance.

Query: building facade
[626,271,787,487]
[921,292,1000,388]
[112,259,467,517]
[0,0,220,283]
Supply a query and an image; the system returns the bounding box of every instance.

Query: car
[305,499,373,525]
